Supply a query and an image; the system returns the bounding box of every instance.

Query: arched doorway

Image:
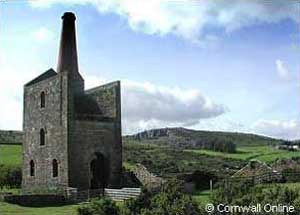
[90,153,107,189]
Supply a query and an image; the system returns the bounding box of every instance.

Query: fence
[66,188,104,202]
[65,187,142,202]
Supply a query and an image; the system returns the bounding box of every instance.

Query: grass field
[0,144,22,166]
[187,146,300,163]
[192,190,211,205]
[0,202,78,215]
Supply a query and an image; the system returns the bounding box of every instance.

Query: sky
[0,0,300,139]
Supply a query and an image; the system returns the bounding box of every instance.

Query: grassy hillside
[129,127,282,148]
[187,145,300,163]
[166,128,282,146]
[123,140,245,179]
[0,144,22,166]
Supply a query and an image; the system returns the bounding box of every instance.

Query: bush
[183,170,219,191]
[119,187,153,215]
[0,165,22,189]
[77,197,119,215]
[120,179,200,215]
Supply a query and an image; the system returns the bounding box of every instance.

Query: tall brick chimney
[57,12,80,76]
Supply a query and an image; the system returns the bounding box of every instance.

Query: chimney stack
[57,12,79,75]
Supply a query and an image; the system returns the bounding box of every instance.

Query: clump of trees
[77,179,202,215]
[0,165,22,189]
[194,138,236,153]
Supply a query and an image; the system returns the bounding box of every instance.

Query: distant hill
[126,127,282,149]
[0,130,23,144]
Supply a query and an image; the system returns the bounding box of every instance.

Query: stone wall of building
[69,120,122,189]
[67,81,122,189]
[85,81,121,120]
[22,73,69,193]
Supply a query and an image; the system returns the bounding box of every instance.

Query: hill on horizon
[126,127,283,149]
[0,130,23,144]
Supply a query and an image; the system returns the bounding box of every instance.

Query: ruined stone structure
[22,12,122,193]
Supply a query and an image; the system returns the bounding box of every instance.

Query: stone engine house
[22,12,122,193]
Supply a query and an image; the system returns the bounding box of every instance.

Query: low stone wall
[0,192,13,201]
[3,194,66,206]
[122,171,142,188]
[133,164,165,190]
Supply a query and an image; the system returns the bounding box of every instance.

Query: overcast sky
[1,0,300,139]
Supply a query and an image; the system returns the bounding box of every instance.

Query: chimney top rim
[62,12,76,21]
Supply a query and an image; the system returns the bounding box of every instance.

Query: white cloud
[252,119,300,140]
[120,80,226,134]
[0,56,45,130]
[28,0,298,43]
[276,59,290,80]
[83,73,106,89]
[32,27,54,42]
[194,115,245,133]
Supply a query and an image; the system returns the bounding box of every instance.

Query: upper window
[40,91,45,108]
[30,160,35,176]
[40,128,45,146]
[52,159,58,177]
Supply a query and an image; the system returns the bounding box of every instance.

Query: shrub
[212,181,300,214]
[120,179,200,215]
[77,197,119,215]
[0,165,22,189]
[183,170,219,191]
[119,187,152,215]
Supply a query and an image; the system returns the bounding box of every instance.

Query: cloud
[276,59,290,80]
[32,27,54,42]
[83,77,227,134]
[120,80,226,134]
[83,73,106,89]
[28,0,298,44]
[0,56,44,130]
[252,119,300,140]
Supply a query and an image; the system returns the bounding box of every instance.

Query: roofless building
[22,12,122,193]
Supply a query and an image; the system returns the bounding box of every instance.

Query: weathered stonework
[22,12,122,193]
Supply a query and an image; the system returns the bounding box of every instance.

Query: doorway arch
[90,152,107,189]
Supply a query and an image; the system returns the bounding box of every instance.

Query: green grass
[192,190,211,205]
[123,161,136,171]
[0,188,21,195]
[187,146,300,163]
[0,202,78,215]
[0,144,22,166]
